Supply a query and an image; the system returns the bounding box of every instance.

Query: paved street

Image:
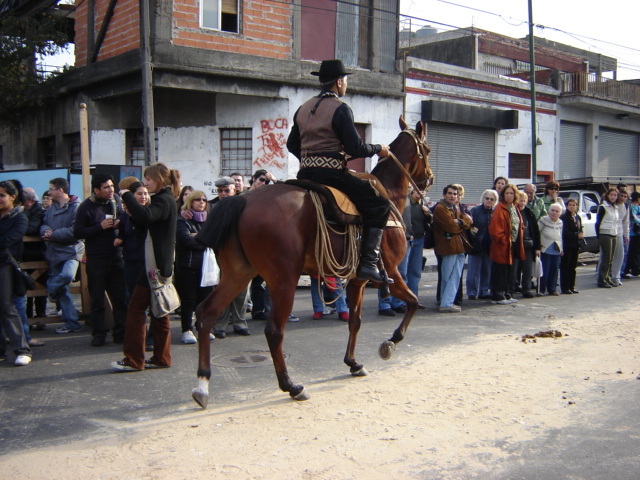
[1,258,639,478]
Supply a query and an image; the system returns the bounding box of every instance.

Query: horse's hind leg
[263,280,309,400]
[343,280,368,376]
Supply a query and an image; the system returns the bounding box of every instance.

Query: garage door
[559,121,587,179]
[598,128,639,176]
[425,122,495,204]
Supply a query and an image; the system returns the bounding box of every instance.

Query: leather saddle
[284,179,362,226]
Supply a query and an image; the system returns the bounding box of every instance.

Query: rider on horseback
[287,59,391,283]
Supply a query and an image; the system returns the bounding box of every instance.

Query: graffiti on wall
[254,118,288,169]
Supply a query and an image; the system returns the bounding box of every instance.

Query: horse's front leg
[379,270,418,360]
[343,281,368,376]
[264,286,309,400]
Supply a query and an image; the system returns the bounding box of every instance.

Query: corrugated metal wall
[559,121,587,180]
[598,128,639,176]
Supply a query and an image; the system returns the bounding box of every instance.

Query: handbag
[145,233,180,317]
[200,247,220,287]
[5,249,36,296]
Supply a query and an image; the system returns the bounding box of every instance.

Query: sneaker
[508,298,518,304]
[144,359,169,369]
[338,312,349,322]
[288,314,300,322]
[28,339,45,347]
[312,312,323,320]
[146,343,154,352]
[111,360,141,372]
[15,355,32,366]
[55,326,82,334]
[439,305,461,313]
[492,299,511,305]
[322,306,335,315]
[182,331,197,344]
[209,333,215,341]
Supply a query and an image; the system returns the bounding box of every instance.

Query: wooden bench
[22,236,91,325]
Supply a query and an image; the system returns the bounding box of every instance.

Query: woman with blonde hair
[111,163,181,371]
[175,190,213,344]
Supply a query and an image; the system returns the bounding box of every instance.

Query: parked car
[558,190,601,253]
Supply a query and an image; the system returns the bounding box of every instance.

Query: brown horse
[192,117,433,408]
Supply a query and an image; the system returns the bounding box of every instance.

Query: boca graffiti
[255,118,288,169]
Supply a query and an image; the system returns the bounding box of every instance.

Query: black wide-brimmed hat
[311,59,351,83]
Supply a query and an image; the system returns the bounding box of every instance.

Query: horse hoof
[192,388,209,409]
[351,365,368,376]
[378,340,396,360]
[291,388,310,401]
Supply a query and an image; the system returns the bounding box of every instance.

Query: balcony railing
[560,72,640,107]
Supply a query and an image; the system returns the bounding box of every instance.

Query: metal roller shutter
[559,121,587,179]
[598,128,639,176]
[425,122,495,204]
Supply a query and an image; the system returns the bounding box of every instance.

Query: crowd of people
[0,165,296,369]
[1,170,639,368]
[415,178,640,314]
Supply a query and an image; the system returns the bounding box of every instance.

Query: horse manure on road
[520,330,564,342]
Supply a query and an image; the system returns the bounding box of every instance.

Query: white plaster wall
[91,130,126,165]
[157,126,217,197]
[217,94,293,181]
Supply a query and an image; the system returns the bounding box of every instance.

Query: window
[201,0,239,33]
[65,133,82,171]
[39,136,57,168]
[220,128,252,176]
[508,153,531,179]
[127,129,158,167]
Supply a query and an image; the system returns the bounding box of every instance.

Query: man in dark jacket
[287,59,390,283]
[74,173,127,346]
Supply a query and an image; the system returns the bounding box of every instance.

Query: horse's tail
[196,195,247,251]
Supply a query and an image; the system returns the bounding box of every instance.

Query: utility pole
[140,0,156,165]
[528,0,537,183]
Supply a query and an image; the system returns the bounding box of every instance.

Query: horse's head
[395,116,434,193]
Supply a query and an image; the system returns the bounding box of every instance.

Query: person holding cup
[74,173,128,346]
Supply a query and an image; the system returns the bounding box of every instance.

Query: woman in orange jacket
[488,184,525,304]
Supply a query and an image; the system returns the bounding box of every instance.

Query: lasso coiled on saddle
[309,191,359,304]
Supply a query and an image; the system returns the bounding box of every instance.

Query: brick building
[1,0,405,193]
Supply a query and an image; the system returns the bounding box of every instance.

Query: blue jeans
[540,253,561,294]
[48,259,80,329]
[310,276,348,313]
[466,252,492,297]
[13,294,32,342]
[440,254,465,308]
[378,240,409,310]
[405,238,425,300]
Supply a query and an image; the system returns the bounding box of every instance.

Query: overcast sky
[400,0,640,80]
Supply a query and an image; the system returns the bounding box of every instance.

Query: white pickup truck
[557,190,602,253]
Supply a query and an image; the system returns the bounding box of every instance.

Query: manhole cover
[211,350,287,368]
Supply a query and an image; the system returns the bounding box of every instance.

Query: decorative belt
[300,156,346,169]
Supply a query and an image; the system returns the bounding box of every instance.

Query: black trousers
[86,256,127,339]
[297,167,390,228]
[174,265,213,332]
[625,236,640,276]
[491,262,511,300]
[250,275,270,315]
[560,247,579,292]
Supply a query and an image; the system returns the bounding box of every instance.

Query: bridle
[385,128,433,193]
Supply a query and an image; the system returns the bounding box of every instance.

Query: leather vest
[296,95,344,156]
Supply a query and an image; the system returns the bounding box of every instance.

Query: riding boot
[356,227,385,283]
